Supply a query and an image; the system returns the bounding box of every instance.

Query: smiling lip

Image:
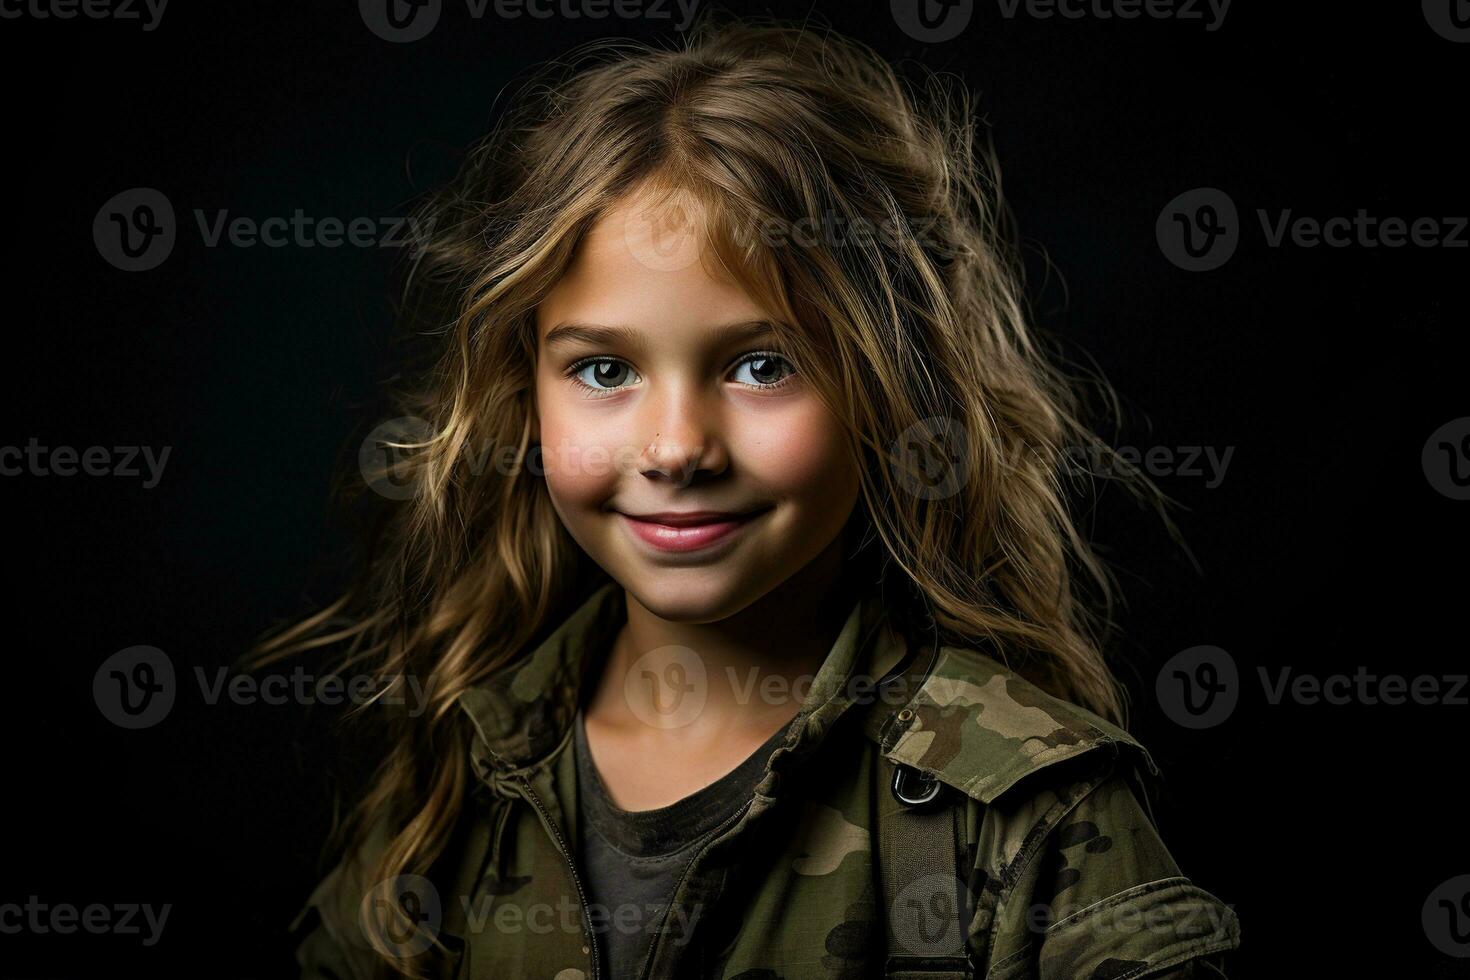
[617,508,768,553]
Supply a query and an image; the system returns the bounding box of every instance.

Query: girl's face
[532,188,862,622]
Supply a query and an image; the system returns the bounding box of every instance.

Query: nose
[637,387,729,488]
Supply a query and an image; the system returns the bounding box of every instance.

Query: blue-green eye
[732,352,796,388]
[570,358,640,392]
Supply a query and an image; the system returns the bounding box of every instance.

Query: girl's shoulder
[868,643,1242,975]
[867,640,1159,807]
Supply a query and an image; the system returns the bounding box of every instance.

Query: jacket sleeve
[290,813,410,980]
[290,859,381,980]
[976,766,1240,980]
[1025,770,1239,980]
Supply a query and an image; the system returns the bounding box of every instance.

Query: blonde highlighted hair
[252,12,1170,976]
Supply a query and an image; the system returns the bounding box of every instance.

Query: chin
[620,569,764,625]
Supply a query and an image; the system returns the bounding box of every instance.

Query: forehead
[535,187,768,345]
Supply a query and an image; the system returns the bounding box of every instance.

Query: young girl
[265,14,1240,979]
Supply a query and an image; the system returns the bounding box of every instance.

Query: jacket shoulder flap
[866,643,1158,804]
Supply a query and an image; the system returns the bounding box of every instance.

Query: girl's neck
[584,536,858,742]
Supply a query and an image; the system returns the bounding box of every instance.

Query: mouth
[616,507,771,554]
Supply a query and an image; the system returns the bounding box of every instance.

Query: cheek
[535,384,628,511]
[735,399,856,504]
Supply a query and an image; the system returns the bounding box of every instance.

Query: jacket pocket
[1036,876,1239,980]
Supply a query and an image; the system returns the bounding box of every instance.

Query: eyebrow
[541,319,781,353]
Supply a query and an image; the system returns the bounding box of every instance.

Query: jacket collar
[457,578,911,787]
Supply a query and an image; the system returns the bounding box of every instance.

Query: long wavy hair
[251,11,1170,976]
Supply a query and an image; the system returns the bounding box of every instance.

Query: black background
[2,0,1466,976]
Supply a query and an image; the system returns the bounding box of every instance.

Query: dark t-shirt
[572,708,791,980]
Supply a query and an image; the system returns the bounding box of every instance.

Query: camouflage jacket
[291,580,1241,979]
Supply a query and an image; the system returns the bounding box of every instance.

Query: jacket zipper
[634,722,809,978]
[634,795,758,980]
[516,773,602,980]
